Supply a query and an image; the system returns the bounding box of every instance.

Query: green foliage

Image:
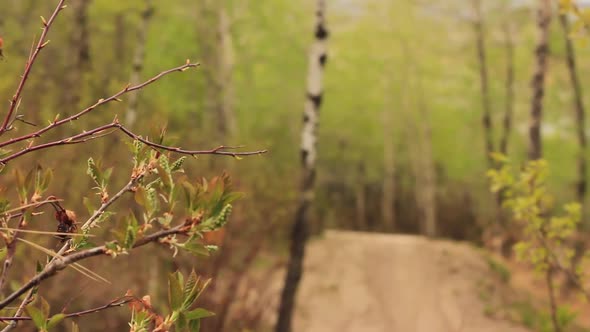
[128,270,213,332]
[486,256,511,284]
[128,308,152,332]
[560,0,590,41]
[25,297,65,332]
[510,301,578,332]
[87,158,113,202]
[181,173,240,223]
[488,156,588,331]
[487,157,581,274]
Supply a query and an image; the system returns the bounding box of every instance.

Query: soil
[291,230,531,332]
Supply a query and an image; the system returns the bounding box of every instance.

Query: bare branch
[0,289,34,332]
[0,121,267,165]
[116,124,268,157]
[0,0,67,134]
[0,296,135,322]
[81,176,139,231]
[0,245,69,332]
[535,230,590,302]
[0,62,199,149]
[0,224,186,310]
[0,197,64,291]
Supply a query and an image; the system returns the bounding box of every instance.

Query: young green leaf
[188,318,201,332]
[184,308,215,320]
[182,270,200,310]
[168,272,183,311]
[86,158,102,186]
[26,305,46,330]
[47,313,66,329]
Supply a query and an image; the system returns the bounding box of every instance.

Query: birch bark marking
[528,0,552,160]
[275,1,328,331]
[126,0,154,126]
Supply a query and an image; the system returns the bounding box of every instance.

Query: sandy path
[293,230,530,332]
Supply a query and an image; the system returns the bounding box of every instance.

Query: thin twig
[1,198,62,217]
[0,296,135,322]
[0,245,69,332]
[81,176,139,231]
[0,197,62,291]
[0,121,267,164]
[0,0,67,134]
[535,230,590,302]
[0,216,26,291]
[0,62,198,149]
[0,289,34,332]
[0,228,92,237]
[117,124,268,157]
[0,224,186,310]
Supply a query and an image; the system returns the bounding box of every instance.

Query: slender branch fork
[0,0,67,134]
[1,245,69,332]
[0,198,63,292]
[0,224,187,310]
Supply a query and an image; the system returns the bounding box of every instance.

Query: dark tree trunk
[499,19,515,155]
[528,0,552,160]
[473,0,494,165]
[275,1,328,331]
[558,12,588,293]
[559,13,587,206]
[66,0,92,110]
[382,94,396,232]
[356,161,367,231]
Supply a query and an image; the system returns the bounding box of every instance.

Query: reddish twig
[0,0,67,134]
[0,121,267,165]
[0,62,199,149]
[116,124,267,157]
[0,296,135,322]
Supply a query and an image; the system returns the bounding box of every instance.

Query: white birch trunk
[276,1,328,331]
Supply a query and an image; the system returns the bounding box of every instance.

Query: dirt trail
[293,230,530,332]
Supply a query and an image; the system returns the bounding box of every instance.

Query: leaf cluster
[128,270,213,332]
[487,155,582,273]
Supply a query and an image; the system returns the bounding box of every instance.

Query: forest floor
[291,230,535,332]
